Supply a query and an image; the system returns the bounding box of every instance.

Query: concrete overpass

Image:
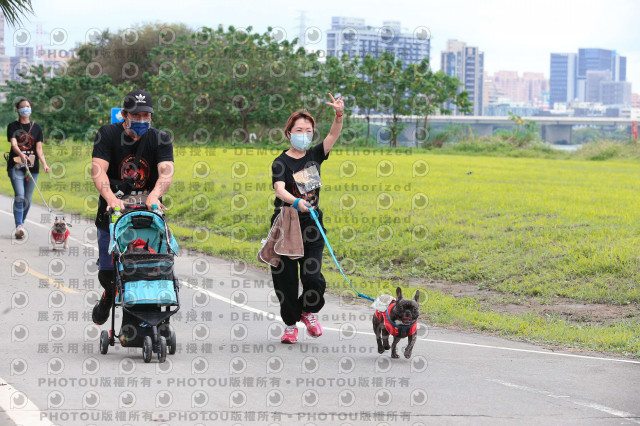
[353,115,636,144]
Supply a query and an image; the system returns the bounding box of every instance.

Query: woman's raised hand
[325,93,344,116]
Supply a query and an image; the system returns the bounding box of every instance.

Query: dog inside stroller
[98,204,180,363]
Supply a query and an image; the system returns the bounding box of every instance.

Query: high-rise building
[0,13,31,84]
[482,72,498,107]
[492,71,519,101]
[10,56,30,81]
[550,48,627,107]
[0,12,4,56]
[0,56,9,82]
[326,17,430,65]
[441,40,484,115]
[632,93,640,109]
[577,48,616,79]
[489,71,549,105]
[0,12,9,87]
[0,14,70,85]
[549,53,577,107]
[576,48,626,101]
[585,70,612,102]
[522,72,549,105]
[600,81,632,105]
[15,46,34,59]
[613,54,627,81]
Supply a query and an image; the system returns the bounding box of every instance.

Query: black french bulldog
[372,287,421,359]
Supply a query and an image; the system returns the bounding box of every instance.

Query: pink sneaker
[281,325,298,344]
[301,312,323,338]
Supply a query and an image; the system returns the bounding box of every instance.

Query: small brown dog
[372,287,420,359]
[50,217,71,250]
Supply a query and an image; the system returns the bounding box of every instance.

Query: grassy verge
[429,138,640,161]
[2,139,639,357]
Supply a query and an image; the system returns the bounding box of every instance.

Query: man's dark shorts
[97,228,113,271]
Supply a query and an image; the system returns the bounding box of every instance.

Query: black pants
[98,270,116,298]
[270,210,327,326]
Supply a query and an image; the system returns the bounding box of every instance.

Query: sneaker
[159,321,171,338]
[281,325,298,344]
[15,225,24,239]
[92,292,112,325]
[300,312,323,338]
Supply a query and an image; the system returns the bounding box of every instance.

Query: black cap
[123,89,154,114]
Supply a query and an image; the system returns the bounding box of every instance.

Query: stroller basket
[118,253,178,307]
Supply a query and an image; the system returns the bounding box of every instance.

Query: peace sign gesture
[325,92,344,116]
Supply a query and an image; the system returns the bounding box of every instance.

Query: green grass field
[2,140,639,356]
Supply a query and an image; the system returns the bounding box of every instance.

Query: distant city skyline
[484,70,548,106]
[0,0,637,94]
[550,48,629,108]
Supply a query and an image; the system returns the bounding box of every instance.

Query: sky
[4,0,640,92]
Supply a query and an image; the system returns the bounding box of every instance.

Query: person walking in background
[6,98,50,239]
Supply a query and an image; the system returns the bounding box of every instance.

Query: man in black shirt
[90,89,174,325]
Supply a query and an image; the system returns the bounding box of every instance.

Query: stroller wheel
[99,330,109,354]
[142,336,153,363]
[158,336,167,363]
[168,330,176,355]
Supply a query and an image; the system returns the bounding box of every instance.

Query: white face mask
[18,107,31,117]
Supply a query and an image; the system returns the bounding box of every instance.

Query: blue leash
[309,208,375,302]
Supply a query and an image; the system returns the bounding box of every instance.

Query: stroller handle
[106,203,148,217]
[123,202,148,211]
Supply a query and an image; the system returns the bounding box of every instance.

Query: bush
[573,127,604,144]
[423,124,472,148]
[572,140,640,161]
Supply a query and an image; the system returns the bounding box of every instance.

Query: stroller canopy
[109,211,179,256]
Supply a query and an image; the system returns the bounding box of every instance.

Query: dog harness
[129,238,156,253]
[375,300,418,338]
[51,229,69,243]
[128,238,156,253]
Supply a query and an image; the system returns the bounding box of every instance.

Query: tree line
[1,24,471,147]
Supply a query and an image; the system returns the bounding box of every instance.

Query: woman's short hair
[15,98,31,109]
[284,110,316,138]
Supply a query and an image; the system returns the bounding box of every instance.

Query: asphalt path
[0,194,638,425]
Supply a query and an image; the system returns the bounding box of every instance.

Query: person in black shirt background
[90,89,174,325]
[271,93,344,344]
[6,98,50,239]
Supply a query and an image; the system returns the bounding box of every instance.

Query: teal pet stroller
[98,204,180,363]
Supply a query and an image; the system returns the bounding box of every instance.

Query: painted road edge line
[488,378,640,423]
[12,261,79,294]
[0,378,54,426]
[179,280,640,365]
